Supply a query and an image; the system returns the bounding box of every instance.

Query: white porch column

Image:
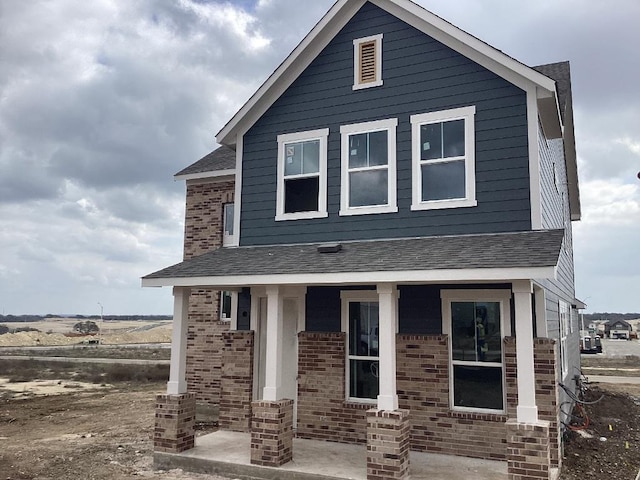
[167,286,190,395]
[377,283,399,411]
[513,280,539,423]
[263,285,284,401]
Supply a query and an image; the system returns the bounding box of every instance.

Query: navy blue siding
[305,284,511,334]
[240,2,530,246]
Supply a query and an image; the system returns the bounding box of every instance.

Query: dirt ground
[560,382,640,479]
[0,384,227,480]
[2,366,640,479]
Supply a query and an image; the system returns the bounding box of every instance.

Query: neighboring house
[143,1,583,479]
[605,320,632,339]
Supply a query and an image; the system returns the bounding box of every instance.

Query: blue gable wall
[240,2,530,246]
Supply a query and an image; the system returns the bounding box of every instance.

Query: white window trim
[441,289,511,414]
[410,106,477,211]
[220,290,238,325]
[353,34,383,90]
[559,300,569,380]
[339,118,398,216]
[341,290,380,405]
[276,128,329,221]
[222,203,237,247]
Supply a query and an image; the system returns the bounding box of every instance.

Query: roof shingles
[144,229,564,280]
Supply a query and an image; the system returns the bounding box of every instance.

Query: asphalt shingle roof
[533,61,572,124]
[175,146,236,177]
[144,229,564,280]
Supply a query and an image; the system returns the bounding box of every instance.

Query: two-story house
[143,1,582,479]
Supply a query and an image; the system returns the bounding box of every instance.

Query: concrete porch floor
[154,431,510,480]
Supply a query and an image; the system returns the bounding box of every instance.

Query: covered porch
[155,430,514,480]
[143,230,565,480]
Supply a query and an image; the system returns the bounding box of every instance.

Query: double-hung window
[340,118,398,216]
[341,291,380,402]
[411,106,477,210]
[442,289,510,413]
[276,129,329,221]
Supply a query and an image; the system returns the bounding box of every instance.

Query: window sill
[339,205,398,216]
[275,211,328,222]
[352,80,383,91]
[411,198,477,211]
[448,409,508,422]
[343,400,377,409]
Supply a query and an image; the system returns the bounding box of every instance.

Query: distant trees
[0,324,8,335]
[73,321,99,334]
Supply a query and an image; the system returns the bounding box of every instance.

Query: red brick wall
[397,335,513,460]
[296,332,368,444]
[219,331,255,432]
[183,180,234,404]
[296,333,559,462]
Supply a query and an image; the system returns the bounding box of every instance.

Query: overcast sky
[0,0,638,316]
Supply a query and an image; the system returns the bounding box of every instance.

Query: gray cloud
[0,0,638,313]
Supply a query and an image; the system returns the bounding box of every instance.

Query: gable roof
[174,146,236,181]
[533,61,581,221]
[142,229,564,287]
[216,0,559,146]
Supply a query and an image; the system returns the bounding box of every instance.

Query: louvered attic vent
[359,41,377,84]
[353,34,383,90]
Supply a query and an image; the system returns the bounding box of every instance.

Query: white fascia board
[217,0,557,147]
[141,265,557,289]
[216,0,364,145]
[174,169,236,182]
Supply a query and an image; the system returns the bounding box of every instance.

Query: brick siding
[366,409,411,480]
[219,331,254,432]
[250,399,294,467]
[506,420,551,480]
[154,393,196,453]
[297,332,369,444]
[296,333,559,463]
[183,180,234,404]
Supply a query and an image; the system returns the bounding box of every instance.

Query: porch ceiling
[142,229,564,287]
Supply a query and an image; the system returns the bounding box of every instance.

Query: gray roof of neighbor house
[143,229,564,284]
[533,62,572,124]
[174,146,235,178]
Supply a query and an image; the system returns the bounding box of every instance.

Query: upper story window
[410,106,477,211]
[340,118,398,216]
[442,289,511,413]
[353,34,383,90]
[223,202,237,246]
[276,129,329,221]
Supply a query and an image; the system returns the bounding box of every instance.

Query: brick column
[506,419,551,480]
[250,399,293,467]
[366,409,410,480]
[154,393,196,453]
[219,331,254,432]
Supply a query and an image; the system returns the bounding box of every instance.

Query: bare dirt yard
[0,359,226,480]
[2,353,640,480]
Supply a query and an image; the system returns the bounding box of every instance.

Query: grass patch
[1,346,170,360]
[1,359,169,384]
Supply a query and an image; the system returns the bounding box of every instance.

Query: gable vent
[359,41,377,84]
[353,34,382,90]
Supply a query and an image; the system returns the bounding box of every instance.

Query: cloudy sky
[0,0,638,316]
